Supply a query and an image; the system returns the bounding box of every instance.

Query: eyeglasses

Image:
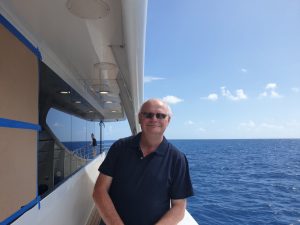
[141,112,168,120]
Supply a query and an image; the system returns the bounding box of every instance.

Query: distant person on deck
[91,133,97,157]
[93,99,194,225]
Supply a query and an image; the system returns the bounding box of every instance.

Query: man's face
[138,100,170,136]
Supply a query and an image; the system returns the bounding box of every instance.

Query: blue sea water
[64,139,300,224]
[170,139,300,225]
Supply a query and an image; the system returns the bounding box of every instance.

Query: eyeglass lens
[142,112,167,119]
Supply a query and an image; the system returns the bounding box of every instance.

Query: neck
[140,133,163,156]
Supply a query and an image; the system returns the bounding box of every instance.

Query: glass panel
[41,107,118,197]
[47,108,72,143]
[87,121,97,158]
[46,109,103,178]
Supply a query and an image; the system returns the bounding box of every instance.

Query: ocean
[65,139,300,224]
[170,139,300,225]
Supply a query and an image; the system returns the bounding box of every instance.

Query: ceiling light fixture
[60,91,70,94]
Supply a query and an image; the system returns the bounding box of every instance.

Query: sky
[140,0,300,139]
[106,0,300,140]
[49,0,300,140]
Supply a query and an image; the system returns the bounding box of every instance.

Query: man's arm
[92,173,124,225]
[155,199,186,225]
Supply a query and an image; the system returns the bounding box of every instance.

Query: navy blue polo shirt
[99,133,194,225]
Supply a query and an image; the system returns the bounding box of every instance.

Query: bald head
[139,99,172,117]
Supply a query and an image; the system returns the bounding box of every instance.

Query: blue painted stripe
[0,118,41,131]
[0,14,42,60]
[0,196,41,225]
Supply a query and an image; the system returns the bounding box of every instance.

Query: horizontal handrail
[71,144,111,159]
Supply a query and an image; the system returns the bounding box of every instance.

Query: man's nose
[149,116,158,121]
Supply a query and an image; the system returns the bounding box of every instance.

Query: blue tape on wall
[0,14,42,60]
[0,118,41,131]
[0,196,41,225]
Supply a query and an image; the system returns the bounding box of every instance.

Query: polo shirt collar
[131,132,168,156]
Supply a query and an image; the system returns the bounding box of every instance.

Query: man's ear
[138,113,142,124]
[167,116,171,123]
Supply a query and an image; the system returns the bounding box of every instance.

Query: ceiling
[0,0,147,133]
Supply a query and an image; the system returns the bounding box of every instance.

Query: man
[93,99,194,225]
[91,133,97,157]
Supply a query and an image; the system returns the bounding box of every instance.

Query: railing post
[99,121,105,154]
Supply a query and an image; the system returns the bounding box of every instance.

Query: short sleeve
[98,140,121,177]
[170,154,194,199]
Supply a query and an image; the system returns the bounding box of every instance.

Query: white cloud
[53,122,63,127]
[259,91,268,98]
[236,89,247,99]
[291,87,300,93]
[241,68,248,73]
[239,120,285,131]
[144,76,165,83]
[260,123,283,129]
[221,86,247,101]
[184,120,194,125]
[162,95,183,104]
[197,127,206,132]
[259,82,282,98]
[285,120,300,127]
[266,83,277,89]
[240,120,256,128]
[203,93,218,101]
[270,90,281,98]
